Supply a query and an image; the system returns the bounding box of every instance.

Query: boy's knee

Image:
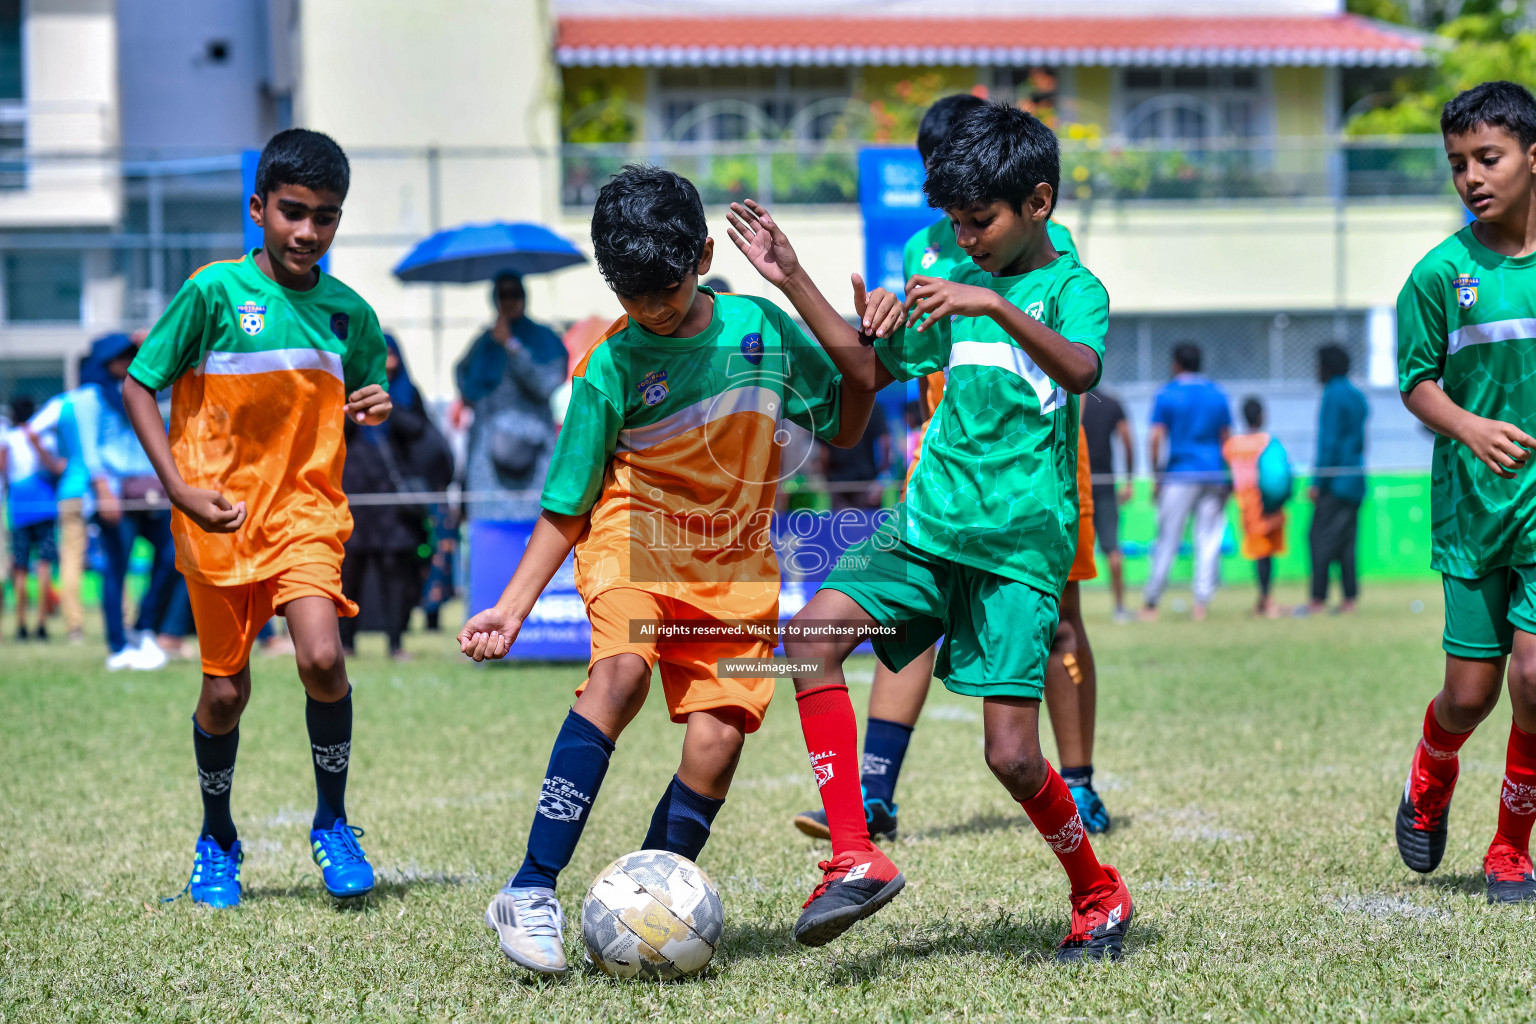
[200,674,249,727]
[1441,683,1500,724]
[295,636,346,690]
[1509,649,1536,703]
[984,736,1047,800]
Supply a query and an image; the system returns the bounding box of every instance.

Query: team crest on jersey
[741,332,763,365]
[1453,274,1479,309]
[330,312,349,340]
[236,300,265,335]
[920,244,941,269]
[1025,300,1046,321]
[638,369,669,406]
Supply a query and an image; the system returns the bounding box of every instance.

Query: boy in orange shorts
[123,129,392,907]
[459,165,883,975]
[1222,397,1288,617]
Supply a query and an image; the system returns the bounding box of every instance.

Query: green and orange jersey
[542,287,843,624]
[129,249,388,587]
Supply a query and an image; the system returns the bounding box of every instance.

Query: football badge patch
[330,312,349,340]
[236,300,266,336]
[919,244,941,270]
[741,332,763,366]
[638,370,669,407]
[1454,274,1479,309]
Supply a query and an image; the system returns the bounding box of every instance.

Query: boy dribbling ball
[461,165,890,975]
[124,129,392,907]
[1393,81,1536,903]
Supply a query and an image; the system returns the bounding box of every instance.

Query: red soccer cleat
[1055,865,1134,963]
[793,848,905,947]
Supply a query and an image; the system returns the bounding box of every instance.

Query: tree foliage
[1346,0,1536,134]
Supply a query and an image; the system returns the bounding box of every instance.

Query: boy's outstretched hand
[852,274,906,339]
[176,486,247,534]
[458,606,523,662]
[344,384,392,425]
[726,200,802,287]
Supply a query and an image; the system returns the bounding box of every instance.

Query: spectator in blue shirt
[1142,342,1232,621]
[2,396,58,641]
[1308,344,1368,614]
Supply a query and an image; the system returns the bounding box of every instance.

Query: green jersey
[902,217,1079,284]
[875,253,1108,592]
[542,288,843,620]
[1398,226,1536,577]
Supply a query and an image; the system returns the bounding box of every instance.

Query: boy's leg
[785,588,906,946]
[285,593,376,898]
[1397,572,1509,873]
[642,707,745,860]
[491,651,649,974]
[983,695,1130,961]
[194,666,252,851]
[1487,575,1536,901]
[1044,584,1109,833]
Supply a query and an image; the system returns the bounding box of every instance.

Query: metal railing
[562,135,1450,207]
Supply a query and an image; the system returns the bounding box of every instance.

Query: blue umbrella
[392,222,586,283]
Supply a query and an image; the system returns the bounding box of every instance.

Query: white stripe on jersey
[1447,318,1536,356]
[616,385,779,452]
[200,348,345,382]
[948,339,1065,415]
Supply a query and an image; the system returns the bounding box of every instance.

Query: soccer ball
[581,850,724,980]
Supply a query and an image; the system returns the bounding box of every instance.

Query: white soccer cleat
[485,886,568,975]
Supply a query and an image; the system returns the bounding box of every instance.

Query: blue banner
[467,511,892,661]
[859,147,935,296]
[242,149,330,271]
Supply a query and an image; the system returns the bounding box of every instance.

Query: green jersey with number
[902,217,1079,284]
[1398,226,1536,577]
[874,253,1108,592]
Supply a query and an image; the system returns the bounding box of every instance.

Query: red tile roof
[557,15,1430,67]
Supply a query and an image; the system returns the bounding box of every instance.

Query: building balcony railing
[561,135,1452,209]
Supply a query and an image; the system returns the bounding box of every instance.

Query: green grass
[5,582,1536,1022]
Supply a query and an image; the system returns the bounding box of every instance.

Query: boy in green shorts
[1393,81,1536,904]
[730,100,1132,960]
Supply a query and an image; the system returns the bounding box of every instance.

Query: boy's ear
[1030,183,1054,221]
[248,193,265,228]
[695,236,715,277]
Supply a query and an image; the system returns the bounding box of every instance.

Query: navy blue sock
[1060,763,1094,789]
[860,717,914,807]
[510,710,615,890]
[641,775,725,862]
[306,688,352,830]
[193,716,239,851]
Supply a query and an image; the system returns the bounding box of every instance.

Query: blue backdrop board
[242,149,330,272]
[468,511,891,662]
[858,147,934,296]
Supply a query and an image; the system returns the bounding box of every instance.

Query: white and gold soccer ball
[581,850,724,980]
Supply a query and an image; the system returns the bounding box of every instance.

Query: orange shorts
[577,588,777,733]
[187,561,357,677]
[1069,509,1098,582]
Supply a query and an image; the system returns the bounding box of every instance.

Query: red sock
[796,683,875,858]
[1019,764,1111,896]
[1420,698,1473,785]
[1493,723,1536,854]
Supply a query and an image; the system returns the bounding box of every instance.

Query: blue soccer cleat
[793,797,899,843]
[1070,784,1113,834]
[310,819,374,898]
[166,836,243,908]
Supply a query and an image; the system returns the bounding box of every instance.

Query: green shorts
[821,532,1058,700]
[1442,566,1536,658]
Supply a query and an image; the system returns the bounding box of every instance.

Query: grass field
[6,580,1536,1022]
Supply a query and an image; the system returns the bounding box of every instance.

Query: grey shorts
[1090,484,1119,555]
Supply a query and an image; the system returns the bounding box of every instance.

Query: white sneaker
[133,635,168,670]
[105,648,140,672]
[485,886,568,975]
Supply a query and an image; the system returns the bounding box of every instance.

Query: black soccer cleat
[1055,865,1134,964]
[792,798,898,843]
[794,850,905,947]
[1395,763,1455,874]
[1485,846,1536,904]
